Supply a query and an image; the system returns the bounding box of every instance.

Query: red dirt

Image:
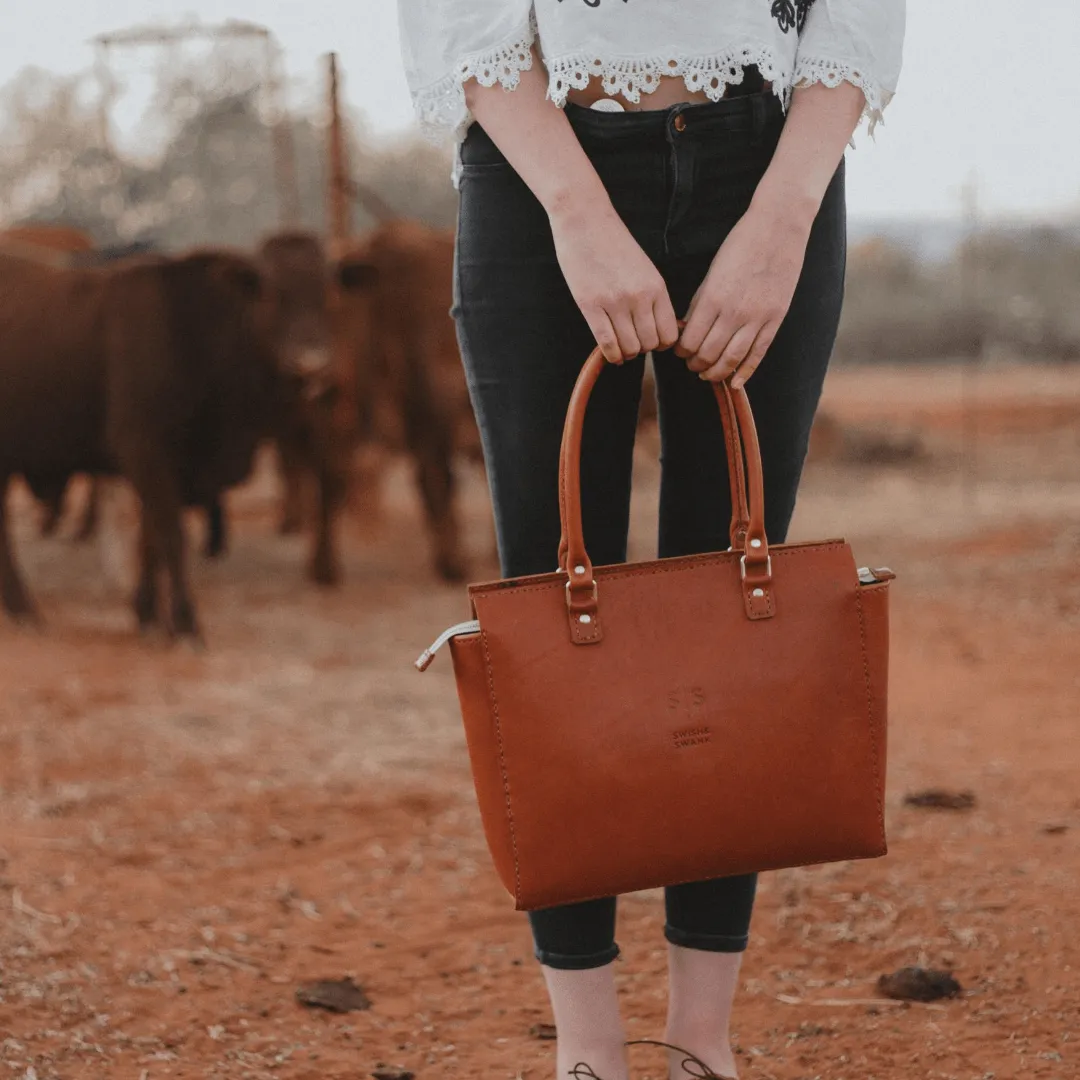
[1,364,1078,1080]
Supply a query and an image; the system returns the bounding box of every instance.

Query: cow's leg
[73,477,99,543]
[404,405,465,583]
[132,510,161,632]
[203,496,227,559]
[309,464,344,587]
[124,465,199,641]
[277,440,307,535]
[0,477,38,621]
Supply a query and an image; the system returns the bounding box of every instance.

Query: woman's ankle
[659,1031,738,1079]
[540,964,629,1080]
[556,1036,629,1080]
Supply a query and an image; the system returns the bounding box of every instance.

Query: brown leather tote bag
[417,348,894,911]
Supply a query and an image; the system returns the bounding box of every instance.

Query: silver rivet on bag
[752,588,765,598]
[750,538,763,548]
[574,565,586,575]
[579,614,592,624]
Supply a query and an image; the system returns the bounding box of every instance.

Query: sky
[2,1,1079,221]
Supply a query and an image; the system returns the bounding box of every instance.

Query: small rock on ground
[295,976,372,1013]
[877,967,962,1002]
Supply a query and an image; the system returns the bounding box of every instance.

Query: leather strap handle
[557,350,750,569]
[559,347,775,641]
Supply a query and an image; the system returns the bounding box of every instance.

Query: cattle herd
[0,220,479,642]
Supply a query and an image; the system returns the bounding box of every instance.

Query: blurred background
[1,5,1078,1080]
[2,1,1079,359]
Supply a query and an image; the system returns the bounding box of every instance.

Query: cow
[0,232,230,558]
[0,228,216,548]
[255,230,367,585]
[333,220,478,583]
[0,246,281,639]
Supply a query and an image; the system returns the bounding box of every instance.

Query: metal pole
[326,52,352,256]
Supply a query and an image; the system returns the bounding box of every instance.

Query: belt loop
[750,94,767,146]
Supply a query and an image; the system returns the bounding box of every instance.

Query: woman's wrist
[543,176,615,227]
[748,81,863,235]
[748,177,821,234]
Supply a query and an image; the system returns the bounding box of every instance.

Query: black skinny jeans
[452,90,846,970]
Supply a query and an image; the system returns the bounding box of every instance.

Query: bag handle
[557,367,751,569]
[558,348,775,645]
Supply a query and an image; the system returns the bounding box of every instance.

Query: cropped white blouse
[400,0,905,146]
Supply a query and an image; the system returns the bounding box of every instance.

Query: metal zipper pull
[858,566,896,585]
[414,619,481,672]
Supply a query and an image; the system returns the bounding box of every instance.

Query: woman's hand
[676,201,812,388]
[464,58,677,364]
[676,79,866,388]
[549,197,679,364]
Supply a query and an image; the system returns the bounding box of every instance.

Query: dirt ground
[1,363,1078,1080]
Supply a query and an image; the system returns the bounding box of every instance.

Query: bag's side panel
[857,581,892,836]
[449,632,518,901]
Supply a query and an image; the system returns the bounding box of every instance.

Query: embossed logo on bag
[673,726,712,749]
[668,686,710,747]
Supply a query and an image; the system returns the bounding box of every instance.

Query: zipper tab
[858,566,896,585]
[414,619,481,672]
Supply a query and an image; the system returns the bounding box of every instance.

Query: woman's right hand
[549,198,679,364]
[463,57,677,362]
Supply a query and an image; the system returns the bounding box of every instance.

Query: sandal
[626,1039,736,1079]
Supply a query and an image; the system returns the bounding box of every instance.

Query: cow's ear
[336,256,378,292]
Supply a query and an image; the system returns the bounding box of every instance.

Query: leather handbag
[417,347,894,911]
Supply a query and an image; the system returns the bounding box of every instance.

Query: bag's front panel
[471,541,887,910]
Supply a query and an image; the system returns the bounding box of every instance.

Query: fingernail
[731,376,744,389]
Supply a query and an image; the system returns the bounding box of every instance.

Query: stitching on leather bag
[473,542,848,601]
[481,628,521,905]
[855,587,887,848]
[571,611,602,643]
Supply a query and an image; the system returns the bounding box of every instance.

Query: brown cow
[256,230,377,585]
[0,224,97,537]
[0,229,225,549]
[0,247,281,638]
[335,220,477,582]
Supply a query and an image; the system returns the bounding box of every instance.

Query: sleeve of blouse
[398,0,536,139]
[792,0,906,134]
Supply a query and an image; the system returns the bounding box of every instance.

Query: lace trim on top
[413,36,890,145]
[793,55,893,135]
[411,22,536,140]
[545,47,788,107]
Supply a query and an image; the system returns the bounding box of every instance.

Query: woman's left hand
[675,201,813,388]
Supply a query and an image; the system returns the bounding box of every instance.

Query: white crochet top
[399,0,905,144]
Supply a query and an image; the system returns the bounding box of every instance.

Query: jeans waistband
[565,91,784,148]
[460,87,784,169]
